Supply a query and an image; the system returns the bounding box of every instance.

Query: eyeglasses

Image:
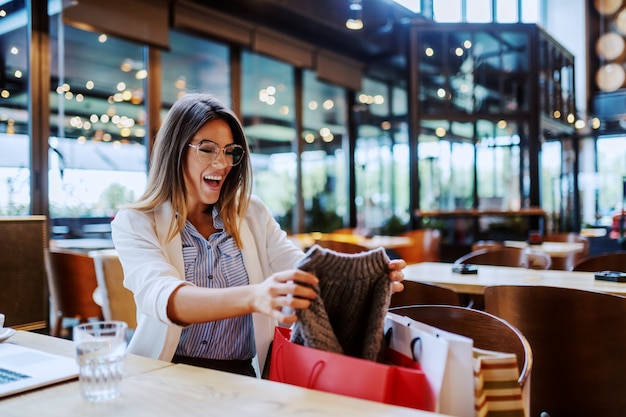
[188,140,245,167]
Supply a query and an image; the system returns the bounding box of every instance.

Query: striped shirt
[174,211,254,360]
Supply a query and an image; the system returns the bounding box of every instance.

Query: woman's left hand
[388,258,405,294]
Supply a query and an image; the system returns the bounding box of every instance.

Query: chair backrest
[314,239,369,254]
[455,246,552,270]
[89,249,137,329]
[543,232,590,270]
[389,305,532,388]
[44,248,103,337]
[471,240,504,252]
[389,281,460,308]
[393,229,441,264]
[0,215,48,331]
[572,250,626,272]
[543,232,589,248]
[484,285,626,417]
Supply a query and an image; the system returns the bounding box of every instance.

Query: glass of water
[73,321,128,401]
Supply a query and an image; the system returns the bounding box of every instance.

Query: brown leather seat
[572,250,626,272]
[392,229,441,264]
[390,281,460,308]
[45,249,103,338]
[485,285,626,417]
[390,304,532,410]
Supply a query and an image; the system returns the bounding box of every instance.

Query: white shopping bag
[384,313,448,412]
[385,312,475,417]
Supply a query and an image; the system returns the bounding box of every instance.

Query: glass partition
[49,14,148,236]
[301,70,347,232]
[0,1,30,215]
[241,51,296,230]
[354,78,398,234]
[161,31,230,110]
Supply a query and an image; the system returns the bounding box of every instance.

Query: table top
[289,232,413,250]
[0,331,449,417]
[50,238,115,251]
[404,262,626,296]
[415,208,547,217]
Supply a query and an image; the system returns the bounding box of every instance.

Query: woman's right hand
[252,269,318,324]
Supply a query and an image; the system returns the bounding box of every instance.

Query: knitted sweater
[290,244,391,361]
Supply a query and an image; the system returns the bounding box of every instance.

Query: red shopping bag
[268,327,433,411]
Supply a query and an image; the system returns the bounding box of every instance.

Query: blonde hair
[129,94,252,248]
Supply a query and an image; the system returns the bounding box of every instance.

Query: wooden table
[404,262,626,296]
[289,233,413,251]
[502,240,586,270]
[0,331,450,417]
[50,238,115,252]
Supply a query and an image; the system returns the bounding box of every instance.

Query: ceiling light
[346,0,363,30]
[346,18,363,30]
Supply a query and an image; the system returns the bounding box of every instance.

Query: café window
[301,70,348,232]
[241,51,296,231]
[0,0,30,215]
[161,30,230,111]
[49,14,148,236]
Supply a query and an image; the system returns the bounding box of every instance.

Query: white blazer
[111,195,305,373]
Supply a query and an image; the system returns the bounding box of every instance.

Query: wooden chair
[390,281,460,308]
[0,216,48,331]
[45,249,103,338]
[485,285,626,417]
[392,229,441,264]
[89,249,137,329]
[471,240,504,252]
[455,246,552,270]
[389,304,532,408]
[543,232,589,270]
[313,239,369,254]
[572,250,626,272]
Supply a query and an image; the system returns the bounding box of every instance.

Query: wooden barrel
[616,8,626,34]
[595,0,623,15]
[596,32,626,61]
[596,63,626,91]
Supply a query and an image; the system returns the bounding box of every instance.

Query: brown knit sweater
[290,244,391,361]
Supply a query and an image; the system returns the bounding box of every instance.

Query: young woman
[111,93,405,377]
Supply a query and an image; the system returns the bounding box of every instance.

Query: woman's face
[183,118,235,212]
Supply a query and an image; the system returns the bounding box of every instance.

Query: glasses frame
[188,140,245,167]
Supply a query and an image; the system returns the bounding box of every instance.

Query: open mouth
[203,174,223,187]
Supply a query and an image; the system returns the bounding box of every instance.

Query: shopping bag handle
[272,342,326,388]
[384,327,422,363]
[307,360,326,388]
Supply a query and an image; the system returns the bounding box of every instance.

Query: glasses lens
[225,144,245,166]
[197,141,219,164]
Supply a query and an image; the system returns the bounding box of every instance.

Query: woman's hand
[389,258,406,294]
[252,269,318,324]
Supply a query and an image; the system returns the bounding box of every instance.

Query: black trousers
[172,355,256,377]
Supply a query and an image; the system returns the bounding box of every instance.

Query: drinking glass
[73,321,128,401]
